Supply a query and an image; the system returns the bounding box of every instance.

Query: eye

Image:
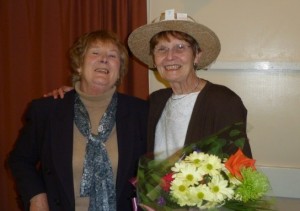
[108,53,119,59]
[91,51,99,55]
[155,46,168,54]
[176,44,186,50]
[175,44,191,53]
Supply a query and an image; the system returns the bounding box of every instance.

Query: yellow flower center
[193,159,200,165]
[197,192,204,199]
[212,186,220,193]
[186,174,194,181]
[206,163,213,170]
[179,185,186,192]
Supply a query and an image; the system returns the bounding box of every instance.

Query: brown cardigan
[147,80,252,158]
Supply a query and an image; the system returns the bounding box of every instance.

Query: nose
[99,54,108,63]
[166,48,175,59]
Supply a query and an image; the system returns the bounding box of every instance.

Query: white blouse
[154,91,200,160]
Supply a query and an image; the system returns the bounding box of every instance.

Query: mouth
[164,64,181,70]
[95,68,109,74]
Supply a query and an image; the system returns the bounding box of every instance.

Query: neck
[75,81,116,97]
[172,77,201,95]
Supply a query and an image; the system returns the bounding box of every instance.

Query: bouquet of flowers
[135,123,274,210]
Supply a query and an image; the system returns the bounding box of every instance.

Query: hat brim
[128,20,221,70]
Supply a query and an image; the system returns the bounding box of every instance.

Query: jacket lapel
[185,81,211,145]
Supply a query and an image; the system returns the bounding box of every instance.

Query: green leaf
[234,137,246,148]
[230,129,241,137]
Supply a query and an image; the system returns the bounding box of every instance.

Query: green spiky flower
[234,168,270,202]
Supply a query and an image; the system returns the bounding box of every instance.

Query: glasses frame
[153,44,191,57]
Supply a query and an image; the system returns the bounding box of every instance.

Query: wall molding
[209,61,300,71]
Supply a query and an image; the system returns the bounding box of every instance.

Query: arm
[188,83,252,158]
[8,101,49,207]
[214,90,252,158]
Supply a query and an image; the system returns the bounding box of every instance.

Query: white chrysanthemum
[170,179,190,206]
[201,154,223,176]
[228,173,242,187]
[188,184,214,207]
[173,163,203,186]
[171,161,187,173]
[169,152,238,209]
[208,174,234,202]
[184,151,208,167]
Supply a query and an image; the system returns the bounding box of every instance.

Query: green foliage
[183,122,247,159]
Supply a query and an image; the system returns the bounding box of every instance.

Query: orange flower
[225,148,256,179]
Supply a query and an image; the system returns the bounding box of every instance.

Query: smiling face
[69,30,128,95]
[151,32,201,86]
[78,40,121,95]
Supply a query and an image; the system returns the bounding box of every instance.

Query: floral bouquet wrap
[135,123,274,211]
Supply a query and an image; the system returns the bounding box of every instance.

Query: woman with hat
[127,9,252,160]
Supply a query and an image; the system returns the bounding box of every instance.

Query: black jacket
[8,90,148,211]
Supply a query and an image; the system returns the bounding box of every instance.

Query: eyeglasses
[153,44,191,56]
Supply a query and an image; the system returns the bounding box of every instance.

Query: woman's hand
[43,86,73,99]
[30,193,50,211]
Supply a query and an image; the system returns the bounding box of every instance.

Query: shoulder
[149,88,172,101]
[117,92,149,110]
[199,81,247,112]
[204,81,242,101]
[27,90,75,115]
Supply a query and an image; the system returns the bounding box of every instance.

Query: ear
[152,55,157,68]
[76,68,82,75]
[194,51,202,65]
